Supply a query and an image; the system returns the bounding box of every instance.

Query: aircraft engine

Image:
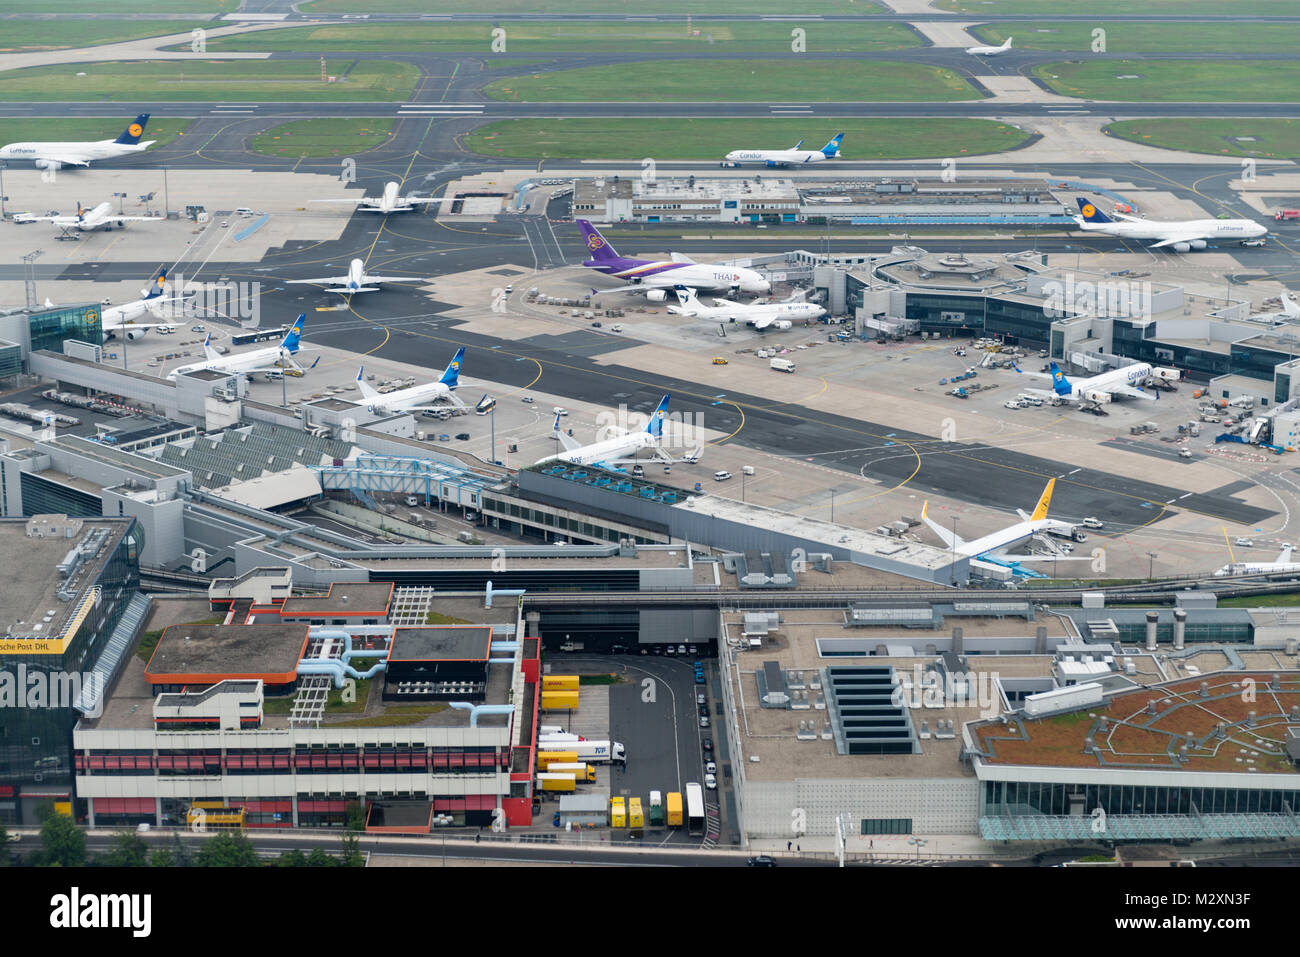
[1172,242,1191,253]
[1083,389,1112,404]
[773,320,793,331]
[125,328,147,341]
[646,289,666,302]
[34,159,63,171]
[1189,239,1207,250]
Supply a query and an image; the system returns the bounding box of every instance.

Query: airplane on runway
[309,181,458,215]
[1014,360,1180,406]
[1214,542,1300,578]
[667,286,825,330]
[1072,197,1268,252]
[168,315,314,380]
[356,348,466,413]
[101,268,194,340]
[921,479,1082,569]
[966,36,1013,56]
[0,113,155,170]
[722,133,844,168]
[14,200,163,234]
[577,220,770,301]
[286,258,435,296]
[536,394,699,468]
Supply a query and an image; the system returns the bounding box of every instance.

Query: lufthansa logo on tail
[1081,203,1096,218]
[128,123,143,137]
[586,235,605,251]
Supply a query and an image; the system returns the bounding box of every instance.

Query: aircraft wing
[361,275,434,284]
[1011,365,1053,383]
[751,313,782,330]
[1149,231,1211,249]
[287,276,347,286]
[1107,384,1156,400]
[100,215,164,225]
[13,213,72,224]
[31,155,90,169]
[920,500,965,549]
[1277,545,1295,564]
[310,197,378,206]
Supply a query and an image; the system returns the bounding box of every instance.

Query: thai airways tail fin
[576,220,619,262]
[1049,361,1073,396]
[114,113,150,145]
[281,314,305,354]
[1029,478,1056,522]
[921,500,964,550]
[439,347,464,388]
[821,133,844,157]
[1074,197,1113,223]
[646,394,670,438]
[356,366,379,400]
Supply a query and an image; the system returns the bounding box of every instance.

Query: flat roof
[144,623,310,685]
[279,582,394,617]
[973,671,1300,775]
[389,626,493,662]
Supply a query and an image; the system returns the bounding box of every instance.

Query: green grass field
[938,0,1298,14]
[1105,119,1300,159]
[1034,60,1300,102]
[0,20,215,52]
[486,60,980,102]
[0,60,420,102]
[198,20,919,54]
[970,21,1300,54]
[1218,592,1300,608]
[466,117,1029,160]
[249,118,395,158]
[0,0,232,10]
[302,0,883,13]
[0,117,193,151]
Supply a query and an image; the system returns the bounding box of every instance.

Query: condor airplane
[577,221,769,300]
[667,286,824,331]
[1072,197,1267,252]
[169,316,312,380]
[15,200,162,233]
[1015,360,1180,405]
[723,133,844,168]
[536,394,698,468]
[287,258,435,296]
[966,36,1013,55]
[101,268,193,340]
[356,348,466,413]
[922,479,1077,565]
[0,113,155,170]
[310,181,458,215]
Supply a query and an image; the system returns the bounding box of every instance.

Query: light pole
[1146,551,1158,580]
[491,402,497,464]
[830,489,835,523]
[950,516,959,586]
[907,836,927,859]
[742,466,747,503]
[0,159,7,218]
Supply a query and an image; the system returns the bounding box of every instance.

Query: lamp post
[907,836,927,860]
[950,516,959,586]
[1147,551,1158,580]
[830,489,835,523]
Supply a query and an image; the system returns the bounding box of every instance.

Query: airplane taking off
[286,258,435,295]
[723,133,844,168]
[14,200,162,233]
[536,394,698,468]
[1215,542,1300,578]
[101,268,193,340]
[1015,360,1180,405]
[169,315,312,380]
[966,36,1013,55]
[667,286,825,330]
[922,479,1077,566]
[1072,197,1267,252]
[356,348,466,413]
[577,220,770,301]
[310,181,458,214]
[0,113,155,170]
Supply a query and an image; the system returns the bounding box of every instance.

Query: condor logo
[127,123,143,137]
[1052,369,1063,381]
[450,361,460,371]
[586,235,605,251]
[1080,203,1097,218]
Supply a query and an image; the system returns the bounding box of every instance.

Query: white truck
[770,357,796,373]
[537,739,627,764]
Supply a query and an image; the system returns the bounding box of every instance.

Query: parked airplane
[1215,542,1300,578]
[536,394,698,468]
[722,133,844,168]
[1250,294,1300,323]
[0,113,154,170]
[667,286,825,330]
[14,200,162,233]
[101,268,193,340]
[356,348,466,413]
[168,315,312,380]
[1072,197,1268,251]
[922,479,1077,565]
[966,36,1013,55]
[286,258,435,295]
[577,220,769,300]
[1015,360,1180,405]
[310,181,458,214]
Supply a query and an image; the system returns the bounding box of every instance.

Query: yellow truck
[536,773,577,792]
[610,796,627,828]
[666,791,683,827]
[628,797,645,829]
[541,674,580,691]
[537,750,579,770]
[545,762,596,783]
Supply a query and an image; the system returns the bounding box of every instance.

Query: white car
[1235,538,1254,547]
[553,407,568,416]
[705,760,717,775]
[713,471,733,482]
[705,773,717,790]
[1080,517,1104,530]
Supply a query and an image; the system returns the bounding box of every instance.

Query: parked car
[747,855,777,867]
[455,432,470,441]
[702,737,713,752]
[705,760,717,775]
[700,715,710,728]
[704,772,717,790]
